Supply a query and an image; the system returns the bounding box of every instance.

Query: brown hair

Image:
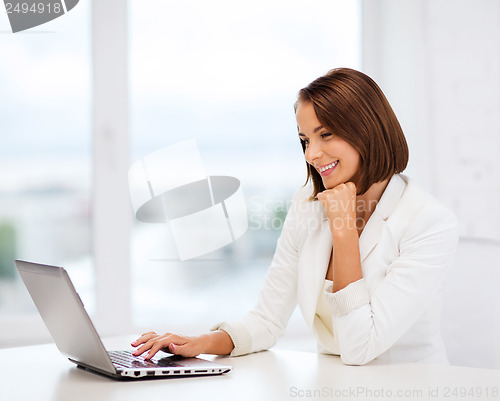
[295,68,409,197]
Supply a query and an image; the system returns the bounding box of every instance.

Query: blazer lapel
[315,219,333,287]
[358,211,385,263]
[359,174,406,263]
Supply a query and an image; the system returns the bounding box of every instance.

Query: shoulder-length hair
[295,68,409,198]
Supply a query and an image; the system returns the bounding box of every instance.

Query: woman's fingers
[169,341,202,358]
[317,182,357,228]
[131,332,188,359]
[131,332,165,356]
[133,331,172,345]
[131,331,159,346]
[131,332,205,359]
[144,335,185,359]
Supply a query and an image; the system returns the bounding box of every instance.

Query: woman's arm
[133,185,309,359]
[326,202,458,365]
[317,181,363,292]
[214,186,306,356]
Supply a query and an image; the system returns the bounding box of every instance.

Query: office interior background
[1,0,499,348]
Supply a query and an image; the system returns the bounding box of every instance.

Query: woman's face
[296,101,360,190]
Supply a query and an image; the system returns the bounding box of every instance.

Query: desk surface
[2,337,500,401]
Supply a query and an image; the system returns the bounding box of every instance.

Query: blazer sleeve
[324,201,459,365]
[212,187,307,356]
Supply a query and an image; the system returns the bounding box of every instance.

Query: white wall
[362,0,500,240]
[92,0,132,336]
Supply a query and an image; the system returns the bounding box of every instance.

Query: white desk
[2,337,500,401]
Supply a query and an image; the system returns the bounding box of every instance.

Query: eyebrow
[298,125,325,137]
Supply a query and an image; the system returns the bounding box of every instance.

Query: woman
[131,68,459,365]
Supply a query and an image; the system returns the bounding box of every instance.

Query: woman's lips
[318,161,338,177]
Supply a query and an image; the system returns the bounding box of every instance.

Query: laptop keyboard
[108,350,181,369]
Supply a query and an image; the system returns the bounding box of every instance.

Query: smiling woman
[297,102,361,193]
[132,68,459,367]
[296,68,409,197]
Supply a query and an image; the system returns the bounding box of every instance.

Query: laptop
[15,260,232,380]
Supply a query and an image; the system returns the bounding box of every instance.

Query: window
[129,0,361,331]
[0,2,91,346]
[1,0,360,346]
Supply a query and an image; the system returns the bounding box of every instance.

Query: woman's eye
[300,138,309,146]
[321,133,332,139]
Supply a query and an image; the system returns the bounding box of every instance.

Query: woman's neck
[355,178,390,234]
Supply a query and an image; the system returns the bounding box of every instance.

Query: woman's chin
[322,177,342,190]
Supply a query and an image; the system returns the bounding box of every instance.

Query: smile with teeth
[318,161,338,173]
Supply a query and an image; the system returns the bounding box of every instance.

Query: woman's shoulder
[290,183,314,202]
[282,183,325,231]
[392,174,458,232]
[289,183,322,213]
[399,175,453,213]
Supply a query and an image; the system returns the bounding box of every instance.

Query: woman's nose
[305,140,323,164]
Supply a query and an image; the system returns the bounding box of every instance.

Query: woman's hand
[317,181,362,292]
[131,329,234,359]
[317,182,357,235]
[131,331,207,359]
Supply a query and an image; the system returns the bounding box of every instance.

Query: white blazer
[215,174,459,365]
